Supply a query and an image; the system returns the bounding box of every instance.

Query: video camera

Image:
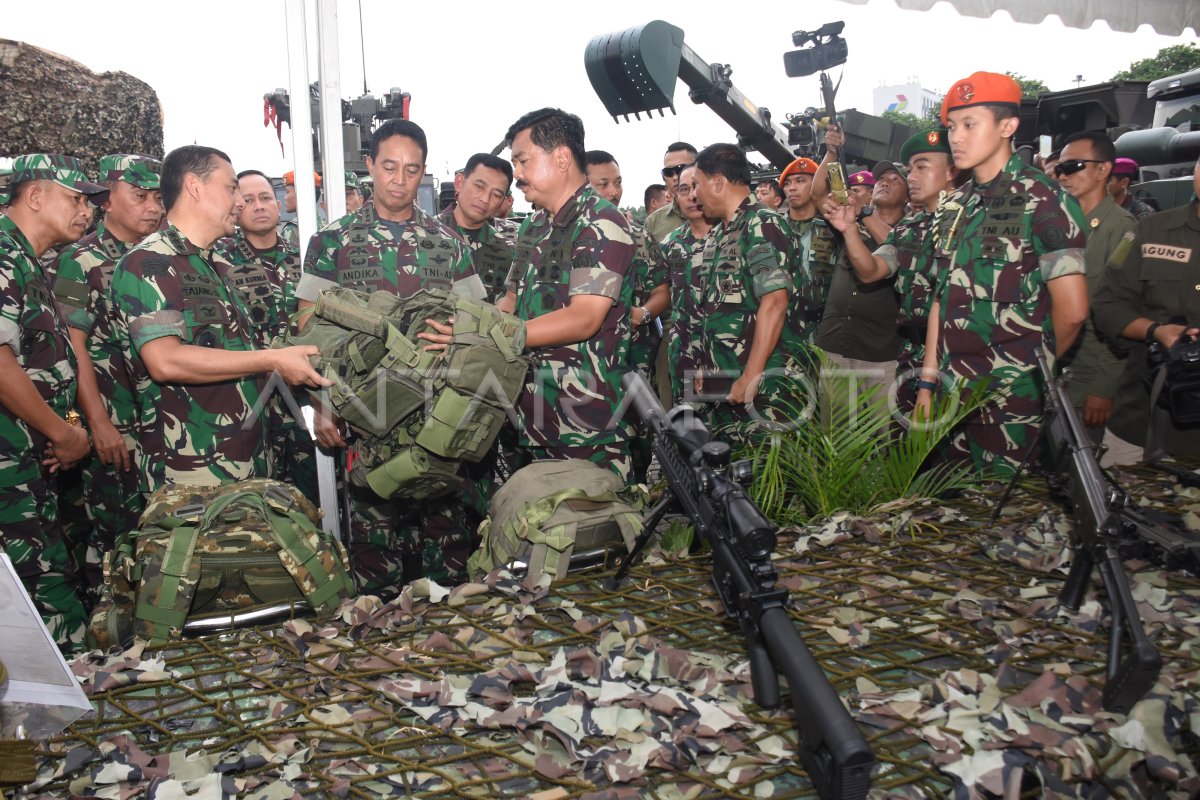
[1149,330,1200,426]
[783,21,848,78]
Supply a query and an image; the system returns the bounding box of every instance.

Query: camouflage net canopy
[24,464,1200,799]
[0,39,163,169]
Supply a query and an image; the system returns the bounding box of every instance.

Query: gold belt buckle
[65,410,82,427]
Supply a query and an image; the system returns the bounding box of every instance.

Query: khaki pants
[818,353,898,430]
[1100,430,1143,467]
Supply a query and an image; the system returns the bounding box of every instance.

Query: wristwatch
[1145,321,1162,346]
[638,305,652,327]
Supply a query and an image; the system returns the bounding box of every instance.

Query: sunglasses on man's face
[661,163,694,179]
[1054,159,1106,177]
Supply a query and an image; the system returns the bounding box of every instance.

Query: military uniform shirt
[111,225,266,491]
[663,221,709,395]
[507,183,634,447]
[437,206,515,304]
[645,200,688,243]
[215,232,300,347]
[0,215,77,457]
[53,220,137,448]
[786,214,840,333]
[873,210,937,366]
[1093,200,1200,454]
[628,220,669,369]
[1060,195,1135,406]
[298,201,484,303]
[931,154,1087,382]
[815,220,903,363]
[693,196,808,393]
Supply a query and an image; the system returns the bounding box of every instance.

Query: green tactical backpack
[468,459,646,584]
[285,287,528,500]
[87,479,355,649]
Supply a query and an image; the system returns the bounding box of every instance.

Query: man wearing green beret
[0,154,108,651]
[54,154,164,603]
[824,128,959,415]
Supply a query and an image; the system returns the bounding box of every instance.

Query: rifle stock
[620,372,875,800]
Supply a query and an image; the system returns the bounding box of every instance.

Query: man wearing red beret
[916,71,1089,478]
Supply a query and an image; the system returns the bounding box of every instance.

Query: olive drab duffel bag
[87,479,355,650]
[284,287,527,501]
[468,459,646,584]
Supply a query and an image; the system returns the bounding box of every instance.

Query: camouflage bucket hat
[9,154,109,205]
[98,154,162,189]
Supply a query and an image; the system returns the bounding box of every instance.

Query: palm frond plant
[739,350,1000,524]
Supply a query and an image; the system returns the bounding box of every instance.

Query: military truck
[1114,67,1200,210]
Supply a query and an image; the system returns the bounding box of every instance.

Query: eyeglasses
[661,163,694,179]
[1054,159,1106,177]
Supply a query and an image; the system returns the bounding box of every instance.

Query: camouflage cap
[0,168,10,206]
[98,154,162,189]
[9,154,109,205]
[345,171,361,189]
[900,129,952,164]
[848,171,876,187]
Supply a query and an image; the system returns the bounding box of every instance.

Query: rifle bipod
[605,494,676,590]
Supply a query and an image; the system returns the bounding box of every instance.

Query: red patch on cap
[927,132,939,145]
[957,83,975,103]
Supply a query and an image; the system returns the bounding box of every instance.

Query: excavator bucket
[584,20,685,122]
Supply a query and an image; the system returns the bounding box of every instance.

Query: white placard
[0,553,92,738]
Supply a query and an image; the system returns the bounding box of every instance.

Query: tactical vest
[287,287,527,500]
[342,214,458,294]
[468,459,645,584]
[87,479,355,648]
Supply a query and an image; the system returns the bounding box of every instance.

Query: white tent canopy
[832,0,1199,36]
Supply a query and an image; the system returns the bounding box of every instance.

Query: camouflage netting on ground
[22,464,1200,799]
[0,39,163,169]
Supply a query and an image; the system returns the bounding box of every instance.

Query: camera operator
[1092,155,1200,462]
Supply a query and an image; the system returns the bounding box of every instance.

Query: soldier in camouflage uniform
[916,73,1088,478]
[0,154,108,651]
[279,170,324,251]
[824,130,957,416]
[111,145,329,495]
[1109,158,1158,220]
[299,120,486,595]
[215,169,315,495]
[690,144,812,439]
[340,171,365,214]
[779,156,839,333]
[584,150,668,482]
[490,109,635,479]
[663,166,714,402]
[437,153,516,304]
[54,154,163,602]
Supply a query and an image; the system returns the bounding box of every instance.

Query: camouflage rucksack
[87,479,355,649]
[468,460,646,583]
[285,287,527,500]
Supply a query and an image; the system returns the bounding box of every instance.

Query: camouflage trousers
[945,373,1042,481]
[346,462,486,598]
[75,453,145,606]
[522,442,632,485]
[0,450,88,654]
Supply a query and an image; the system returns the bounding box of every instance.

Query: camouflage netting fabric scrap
[24,464,1200,798]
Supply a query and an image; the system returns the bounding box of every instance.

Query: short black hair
[585,149,618,167]
[644,183,666,209]
[666,142,697,156]
[236,169,269,182]
[506,108,586,173]
[758,179,783,199]
[463,153,513,186]
[695,143,751,186]
[370,118,428,163]
[161,145,232,212]
[1062,131,1116,163]
[7,180,34,204]
[983,103,1020,123]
